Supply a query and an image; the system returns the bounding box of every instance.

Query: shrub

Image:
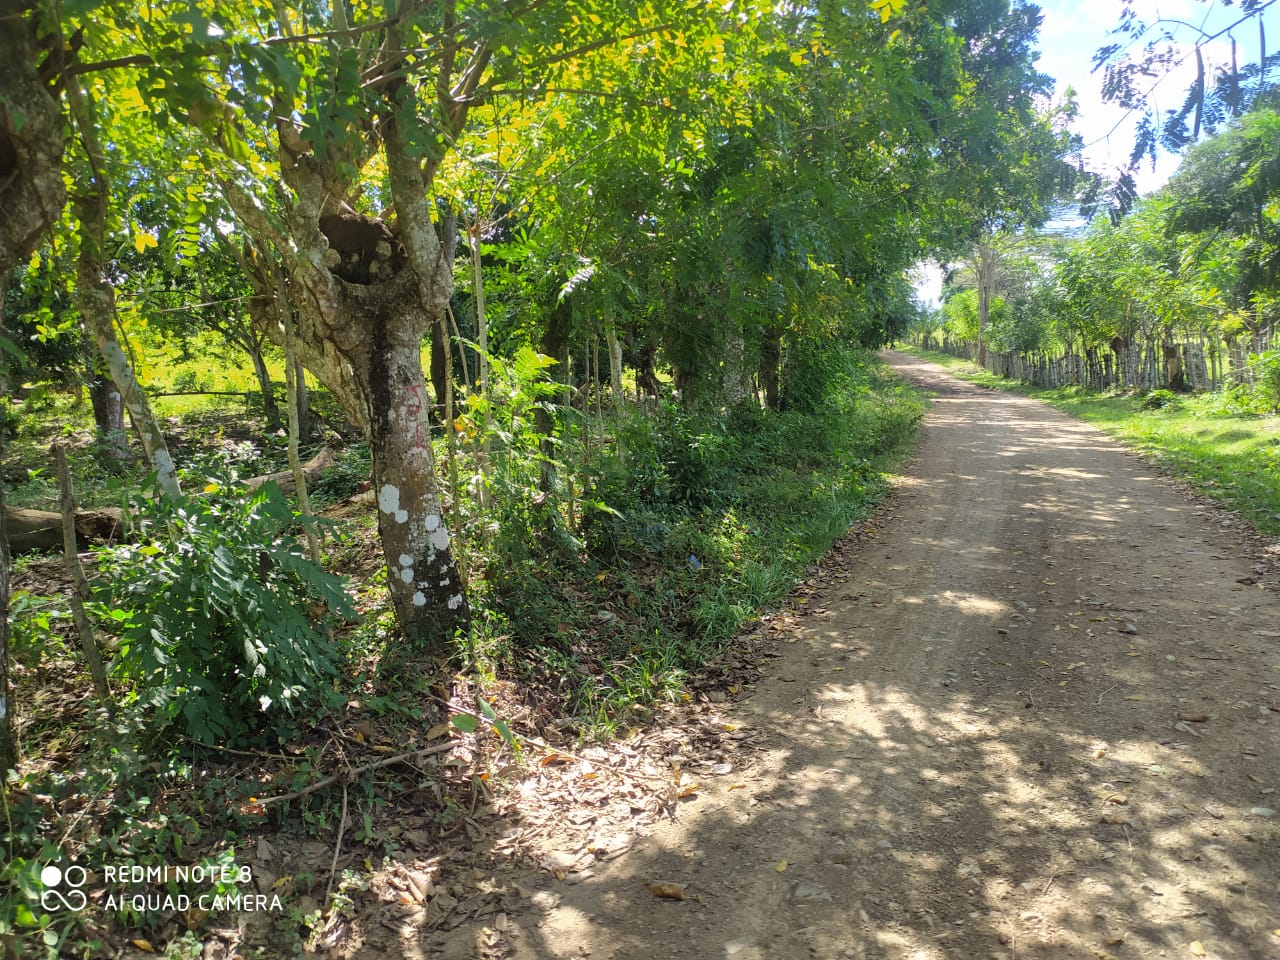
[1252,349,1280,412]
[96,482,355,743]
[654,404,730,508]
[1140,388,1180,411]
[308,441,372,504]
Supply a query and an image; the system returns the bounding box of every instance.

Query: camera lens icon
[39,863,87,913]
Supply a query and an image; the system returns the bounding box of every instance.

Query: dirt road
[447,352,1280,960]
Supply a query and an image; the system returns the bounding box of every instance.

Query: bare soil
[419,351,1280,960]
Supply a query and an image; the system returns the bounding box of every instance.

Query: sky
[1034,0,1268,194]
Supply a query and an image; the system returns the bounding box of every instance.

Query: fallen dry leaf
[1190,941,1206,957]
[648,881,686,900]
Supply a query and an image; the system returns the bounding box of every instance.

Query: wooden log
[6,446,346,552]
[244,446,341,495]
[5,506,124,554]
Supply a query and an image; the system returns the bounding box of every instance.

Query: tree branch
[219,180,294,260]
[142,295,258,314]
[471,86,673,109]
[540,23,675,70]
[248,741,456,810]
[1150,1,1277,49]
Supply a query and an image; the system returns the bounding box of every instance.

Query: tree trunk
[1227,334,1249,384]
[236,261,472,648]
[227,244,285,432]
[52,444,112,709]
[760,327,782,411]
[227,227,470,646]
[0,0,66,276]
[467,223,492,484]
[283,310,321,562]
[0,486,13,777]
[76,220,181,497]
[210,81,476,649]
[438,309,468,582]
[88,361,129,467]
[429,210,458,415]
[429,319,447,419]
[1163,338,1186,391]
[68,80,181,499]
[636,344,660,403]
[534,297,572,494]
[0,269,15,776]
[364,333,469,642]
[0,6,68,777]
[604,321,624,417]
[975,243,994,369]
[247,329,283,431]
[722,329,754,407]
[293,358,314,445]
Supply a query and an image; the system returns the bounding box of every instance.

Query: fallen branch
[325,783,350,903]
[429,692,673,783]
[245,445,342,495]
[148,389,262,398]
[6,446,347,553]
[247,741,455,811]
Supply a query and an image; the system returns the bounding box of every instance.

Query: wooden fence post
[51,443,112,713]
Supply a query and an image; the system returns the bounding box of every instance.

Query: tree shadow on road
[428,356,1280,960]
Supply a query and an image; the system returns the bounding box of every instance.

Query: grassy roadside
[471,353,927,734]
[7,350,926,747]
[904,346,1280,537]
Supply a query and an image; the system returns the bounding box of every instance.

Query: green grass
[906,346,1280,536]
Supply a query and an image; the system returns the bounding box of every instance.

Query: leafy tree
[0,0,1100,678]
[1161,108,1280,343]
[84,0,749,647]
[65,75,181,496]
[921,1,1081,365]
